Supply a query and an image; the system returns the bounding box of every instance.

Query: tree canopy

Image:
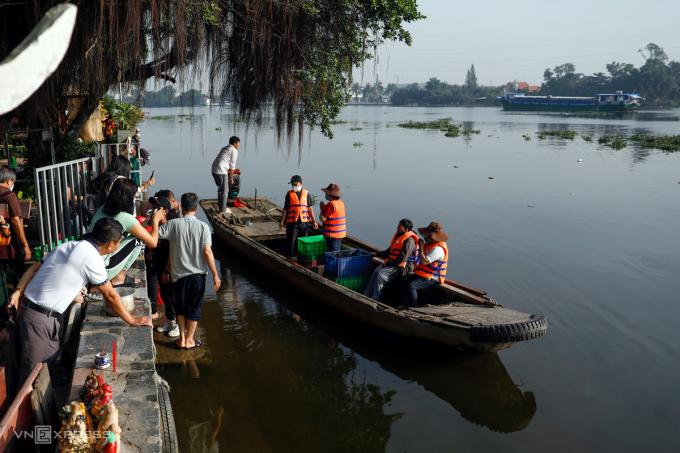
[465,64,477,89]
[541,43,680,104]
[0,0,424,149]
[390,77,499,106]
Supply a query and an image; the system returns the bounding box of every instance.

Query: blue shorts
[173,274,207,321]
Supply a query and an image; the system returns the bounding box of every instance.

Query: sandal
[184,339,202,350]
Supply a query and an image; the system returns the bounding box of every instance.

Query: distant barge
[498,91,641,112]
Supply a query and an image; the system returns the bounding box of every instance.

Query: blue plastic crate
[324,249,374,278]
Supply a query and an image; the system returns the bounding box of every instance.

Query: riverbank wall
[69,258,176,452]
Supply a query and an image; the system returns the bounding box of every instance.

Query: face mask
[324,194,331,201]
[293,185,302,192]
[8,184,14,192]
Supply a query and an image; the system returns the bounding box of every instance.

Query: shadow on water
[160,289,401,452]
[212,244,537,434]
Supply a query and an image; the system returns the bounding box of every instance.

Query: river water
[145,106,680,452]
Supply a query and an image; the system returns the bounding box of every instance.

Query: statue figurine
[96,401,121,453]
[82,370,100,403]
[90,383,113,421]
[57,401,93,452]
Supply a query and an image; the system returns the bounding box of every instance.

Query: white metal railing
[34,157,102,251]
[98,141,143,186]
[34,139,146,252]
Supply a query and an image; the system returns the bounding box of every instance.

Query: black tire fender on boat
[470,315,548,343]
[158,378,179,453]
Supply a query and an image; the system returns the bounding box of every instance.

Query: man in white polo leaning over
[5,218,151,397]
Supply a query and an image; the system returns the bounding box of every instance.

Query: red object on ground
[233,198,247,208]
[112,340,117,372]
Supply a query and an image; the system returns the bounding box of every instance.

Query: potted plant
[112,101,144,141]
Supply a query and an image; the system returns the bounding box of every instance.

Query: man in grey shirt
[159,193,220,349]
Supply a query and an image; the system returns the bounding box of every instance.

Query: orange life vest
[414,241,448,283]
[388,231,419,267]
[0,223,10,247]
[322,200,346,239]
[285,189,311,224]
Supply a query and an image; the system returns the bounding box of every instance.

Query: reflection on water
[158,249,538,452]
[161,259,401,452]
[506,110,680,122]
[146,105,680,451]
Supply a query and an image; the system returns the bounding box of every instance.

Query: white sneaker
[156,320,174,333]
[222,208,232,214]
[167,322,180,338]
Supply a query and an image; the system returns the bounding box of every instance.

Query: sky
[353,0,680,86]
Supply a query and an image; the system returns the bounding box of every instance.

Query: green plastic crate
[297,235,327,260]
[331,275,369,293]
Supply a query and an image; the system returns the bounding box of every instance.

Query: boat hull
[201,199,547,352]
[499,99,639,112]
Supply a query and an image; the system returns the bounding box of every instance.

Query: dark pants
[173,274,207,321]
[212,173,230,211]
[146,271,174,319]
[325,237,343,253]
[401,274,439,307]
[285,223,309,258]
[147,270,159,315]
[160,280,175,321]
[364,264,402,301]
[7,305,60,398]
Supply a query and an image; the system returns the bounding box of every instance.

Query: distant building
[505,80,540,93]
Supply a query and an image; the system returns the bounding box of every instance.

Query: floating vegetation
[215,127,222,131]
[444,126,460,138]
[177,114,194,118]
[352,142,363,147]
[147,115,175,120]
[629,133,680,152]
[329,119,348,125]
[349,127,363,131]
[536,130,577,140]
[519,128,679,153]
[598,135,627,150]
[397,118,453,130]
[398,118,480,139]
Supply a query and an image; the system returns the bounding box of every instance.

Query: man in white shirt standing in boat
[211,136,240,214]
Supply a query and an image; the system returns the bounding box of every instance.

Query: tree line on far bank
[390,43,680,107]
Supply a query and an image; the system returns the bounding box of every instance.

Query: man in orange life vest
[363,218,418,301]
[401,222,449,307]
[319,183,346,252]
[280,175,318,258]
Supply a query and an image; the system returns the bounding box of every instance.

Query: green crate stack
[297,235,327,260]
[331,275,369,292]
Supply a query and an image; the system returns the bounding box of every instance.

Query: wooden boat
[497,91,641,112]
[200,198,547,352]
[0,363,56,451]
